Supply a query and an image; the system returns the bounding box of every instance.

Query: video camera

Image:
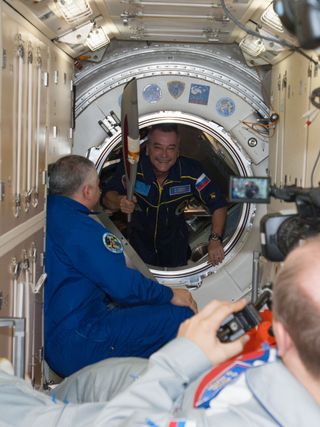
[229,176,320,261]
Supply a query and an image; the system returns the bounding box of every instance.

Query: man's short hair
[273,237,320,378]
[148,123,179,138]
[48,155,96,196]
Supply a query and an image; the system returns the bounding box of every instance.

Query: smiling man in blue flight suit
[45,155,197,377]
[103,124,228,267]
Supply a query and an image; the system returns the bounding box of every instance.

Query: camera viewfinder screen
[229,176,270,203]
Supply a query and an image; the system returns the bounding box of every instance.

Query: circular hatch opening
[89,111,256,286]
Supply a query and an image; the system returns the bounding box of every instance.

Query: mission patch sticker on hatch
[189,83,210,105]
[167,80,185,99]
[216,97,236,117]
[195,173,211,191]
[169,184,191,195]
[103,232,123,254]
[143,84,162,103]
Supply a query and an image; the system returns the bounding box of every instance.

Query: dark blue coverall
[45,195,193,377]
[105,152,227,267]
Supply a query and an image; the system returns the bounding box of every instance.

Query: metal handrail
[0,317,25,378]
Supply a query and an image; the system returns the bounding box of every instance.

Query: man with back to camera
[44,154,197,377]
[102,123,228,268]
[1,237,319,426]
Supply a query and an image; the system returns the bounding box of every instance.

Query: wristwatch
[208,232,223,243]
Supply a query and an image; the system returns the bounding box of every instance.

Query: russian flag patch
[195,173,210,191]
[168,420,196,427]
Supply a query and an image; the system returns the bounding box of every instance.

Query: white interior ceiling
[6,0,296,61]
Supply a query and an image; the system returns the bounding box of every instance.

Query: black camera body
[260,212,320,262]
[260,187,320,261]
[229,177,320,262]
[274,0,320,50]
[260,213,296,262]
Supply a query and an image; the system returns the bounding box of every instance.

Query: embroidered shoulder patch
[169,184,191,196]
[195,173,211,192]
[102,232,123,254]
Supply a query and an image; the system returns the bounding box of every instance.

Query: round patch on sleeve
[102,232,124,254]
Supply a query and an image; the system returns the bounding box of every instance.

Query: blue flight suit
[45,195,193,377]
[105,152,227,267]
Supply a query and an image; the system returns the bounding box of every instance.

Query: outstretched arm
[208,206,227,266]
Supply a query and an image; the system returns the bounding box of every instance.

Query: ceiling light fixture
[86,27,110,51]
[55,0,92,24]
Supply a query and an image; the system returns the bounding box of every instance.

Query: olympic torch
[121,77,140,223]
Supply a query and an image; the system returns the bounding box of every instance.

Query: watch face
[209,233,222,242]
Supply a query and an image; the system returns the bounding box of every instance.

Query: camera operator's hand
[178,299,248,366]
